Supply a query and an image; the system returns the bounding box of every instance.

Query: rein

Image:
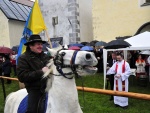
[53,49,79,79]
[49,48,86,109]
[70,50,80,78]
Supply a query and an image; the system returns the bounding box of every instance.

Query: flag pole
[45,30,52,48]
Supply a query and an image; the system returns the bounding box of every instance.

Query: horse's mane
[42,59,54,92]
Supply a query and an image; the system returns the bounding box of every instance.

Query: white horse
[4,46,98,113]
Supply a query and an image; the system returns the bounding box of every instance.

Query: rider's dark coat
[17,48,50,91]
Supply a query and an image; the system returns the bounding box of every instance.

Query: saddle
[17,93,48,113]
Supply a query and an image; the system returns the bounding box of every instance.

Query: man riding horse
[17,35,50,113]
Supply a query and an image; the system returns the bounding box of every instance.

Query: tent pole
[103,49,107,89]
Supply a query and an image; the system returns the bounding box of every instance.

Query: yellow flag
[28,0,46,34]
[22,45,26,54]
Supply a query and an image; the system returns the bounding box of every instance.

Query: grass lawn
[0,73,150,113]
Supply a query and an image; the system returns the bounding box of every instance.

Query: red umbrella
[0,46,13,54]
[68,46,80,50]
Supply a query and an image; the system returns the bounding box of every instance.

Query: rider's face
[29,42,43,54]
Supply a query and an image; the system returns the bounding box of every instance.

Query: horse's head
[47,45,98,77]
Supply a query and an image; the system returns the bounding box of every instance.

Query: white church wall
[9,20,25,47]
[0,10,10,47]
[39,0,93,44]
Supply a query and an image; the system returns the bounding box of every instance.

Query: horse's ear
[64,44,68,49]
[46,45,62,57]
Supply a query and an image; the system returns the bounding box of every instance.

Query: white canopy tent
[125,31,150,47]
[103,31,150,89]
[140,50,150,55]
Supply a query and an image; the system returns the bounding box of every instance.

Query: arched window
[135,22,150,35]
[141,0,150,6]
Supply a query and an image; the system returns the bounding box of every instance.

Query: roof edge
[8,18,26,22]
[10,0,34,7]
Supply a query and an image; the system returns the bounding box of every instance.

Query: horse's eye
[61,52,66,56]
[86,54,91,60]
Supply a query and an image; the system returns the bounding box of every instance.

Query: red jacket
[11,59,16,65]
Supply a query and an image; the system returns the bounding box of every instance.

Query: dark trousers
[12,65,16,76]
[26,89,44,113]
[145,65,149,75]
[109,74,114,99]
[4,74,11,84]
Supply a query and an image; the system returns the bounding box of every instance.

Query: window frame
[140,0,150,7]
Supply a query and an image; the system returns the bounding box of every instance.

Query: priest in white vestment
[107,53,131,108]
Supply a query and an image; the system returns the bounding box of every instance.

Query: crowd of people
[94,48,149,76]
[0,51,17,84]
[93,48,150,109]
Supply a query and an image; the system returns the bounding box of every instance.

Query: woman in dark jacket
[3,55,11,84]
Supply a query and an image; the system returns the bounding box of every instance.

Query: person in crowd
[99,54,104,73]
[127,51,132,64]
[147,55,150,65]
[135,54,146,78]
[130,51,138,68]
[144,55,149,75]
[10,51,17,76]
[107,52,112,61]
[107,53,131,109]
[93,47,102,73]
[3,55,12,84]
[0,56,3,76]
[17,35,50,113]
[106,52,117,101]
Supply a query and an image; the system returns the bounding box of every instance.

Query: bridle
[52,48,87,108]
[53,48,80,79]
